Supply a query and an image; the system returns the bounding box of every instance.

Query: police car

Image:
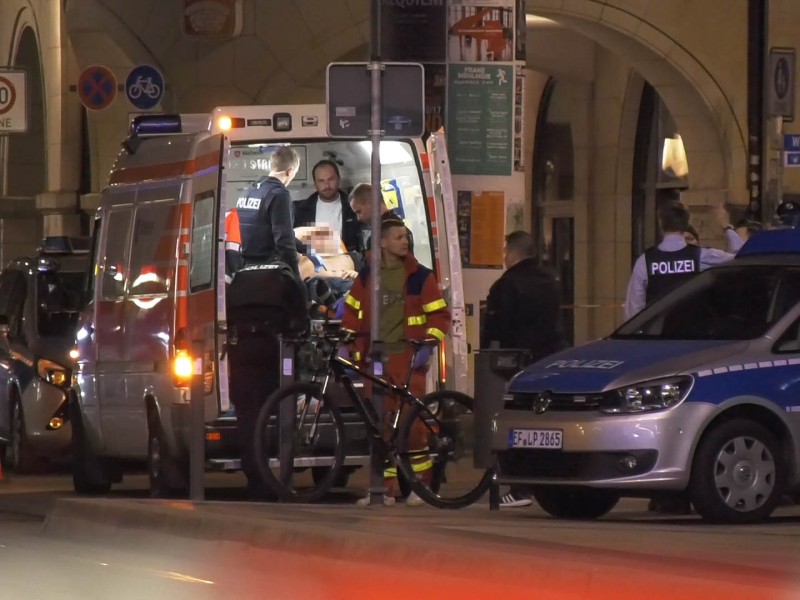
[492,228,800,524]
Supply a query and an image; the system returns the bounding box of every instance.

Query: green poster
[447,64,513,176]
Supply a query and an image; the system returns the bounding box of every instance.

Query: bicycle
[253,320,492,508]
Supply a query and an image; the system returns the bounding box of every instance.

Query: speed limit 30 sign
[0,70,27,134]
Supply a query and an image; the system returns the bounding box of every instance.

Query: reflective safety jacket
[342,253,450,362]
[224,208,243,283]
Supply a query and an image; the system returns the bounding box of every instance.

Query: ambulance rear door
[179,132,228,419]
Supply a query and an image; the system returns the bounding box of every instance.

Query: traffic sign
[78,65,117,111]
[768,48,795,121]
[125,65,165,110]
[0,70,27,134]
[784,134,800,150]
[326,62,424,138]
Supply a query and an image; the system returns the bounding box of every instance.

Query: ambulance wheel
[532,487,619,520]
[70,397,112,495]
[147,411,187,498]
[689,419,784,524]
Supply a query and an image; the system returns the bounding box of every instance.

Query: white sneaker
[499,493,533,508]
[405,491,425,507]
[356,495,396,507]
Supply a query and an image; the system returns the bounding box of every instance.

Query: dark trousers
[228,332,280,488]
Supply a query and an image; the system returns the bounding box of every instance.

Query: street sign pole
[368,0,386,507]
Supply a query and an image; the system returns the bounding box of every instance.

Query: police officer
[624,201,735,319]
[236,146,302,281]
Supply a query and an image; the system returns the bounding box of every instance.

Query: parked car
[0,237,89,472]
[492,228,800,524]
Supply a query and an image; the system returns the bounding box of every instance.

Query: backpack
[227,261,308,336]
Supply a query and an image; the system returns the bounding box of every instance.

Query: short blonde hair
[349,182,372,206]
[270,146,300,173]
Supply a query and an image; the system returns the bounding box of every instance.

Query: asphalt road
[2,472,800,599]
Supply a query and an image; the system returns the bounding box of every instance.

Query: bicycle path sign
[78,65,117,111]
[0,70,27,133]
[125,65,164,110]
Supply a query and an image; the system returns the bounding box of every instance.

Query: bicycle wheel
[254,382,345,503]
[396,390,492,509]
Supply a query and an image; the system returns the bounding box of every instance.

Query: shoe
[356,495,396,507]
[499,493,533,508]
[405,491,425,507]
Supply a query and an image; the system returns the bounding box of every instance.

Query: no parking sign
[0,70,27,133]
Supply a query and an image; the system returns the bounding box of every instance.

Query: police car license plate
[508,429,563,449]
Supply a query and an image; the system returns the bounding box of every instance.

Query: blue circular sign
[125,65,165,110]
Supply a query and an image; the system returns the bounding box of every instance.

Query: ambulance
[69,104,466,495]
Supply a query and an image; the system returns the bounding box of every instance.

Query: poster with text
[424,64,447,134]
[515,0,526,61]
[447,64,514,175]
[448,0,514,63]
[457,190,505,268]
[514,65,525,171]
[381,0,447,61]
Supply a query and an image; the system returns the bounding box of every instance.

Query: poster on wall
[447,64,513,175]
[448,0,515,63]
[515,0,526,61]
[457,190,505,268]
[381,0,447,61]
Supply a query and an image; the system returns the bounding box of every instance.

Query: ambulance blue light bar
[736,228,800,257]
[129,115,183,136]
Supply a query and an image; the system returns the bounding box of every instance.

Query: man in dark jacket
[480,230,566,508]
[236,146,302,282]
[293,160,363,255]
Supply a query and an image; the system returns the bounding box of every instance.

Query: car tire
[71,399,112,495]
[689,419,784,524]
[6,396,43,474]
[147,410,187,499]
[532,487,620,520]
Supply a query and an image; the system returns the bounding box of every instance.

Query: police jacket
[480,258,566,362]
[236,175,299,279]
[624,233,735,319]
[643,244,700,305]
[293,190,363,254]
[341,253,450,362]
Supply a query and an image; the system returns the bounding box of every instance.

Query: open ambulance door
[427,130,469,394]
[180,132,228,420]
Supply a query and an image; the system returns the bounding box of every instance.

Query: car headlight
[36,358,70,387]
[601,376,693,414]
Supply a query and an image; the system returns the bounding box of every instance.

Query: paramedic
[294,160,363,254]
[236,146,302,281]
[624,202,735,319]
[342,218,450,506]
[348,183,414,252]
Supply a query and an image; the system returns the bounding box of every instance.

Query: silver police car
[492,228,800,524]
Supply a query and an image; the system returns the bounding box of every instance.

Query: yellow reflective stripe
[358,310,363,320]
[353,352,362,362]
[411,459,433,472]
[422,298,447,313]
[426,327,446,341]
[384,467,398,478]
[407,315,427,326]
[345,295,361,310]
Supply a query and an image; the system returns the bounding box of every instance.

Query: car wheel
[148,411,187,498]
[689,419,783,524]
[532,487,620,520]
[6,397,41,474]
[71,400,112,495]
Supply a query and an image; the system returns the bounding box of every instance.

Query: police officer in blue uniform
[236,146,302,280]
[624,201,735,319]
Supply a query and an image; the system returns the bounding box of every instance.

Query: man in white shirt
[293,160,363,255]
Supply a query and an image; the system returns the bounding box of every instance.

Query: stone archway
[527,1,747,207]
[5,26,45,204]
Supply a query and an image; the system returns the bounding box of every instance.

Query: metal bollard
[368,341,387,505]
[278,336,294,489]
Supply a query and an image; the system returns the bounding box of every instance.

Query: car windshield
[37,271,85,338]
[613,264,800,341]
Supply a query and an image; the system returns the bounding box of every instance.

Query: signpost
[125,65,165,110]
[0,70,27,134]
[326,62,424,138]
[78,65,117,111]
